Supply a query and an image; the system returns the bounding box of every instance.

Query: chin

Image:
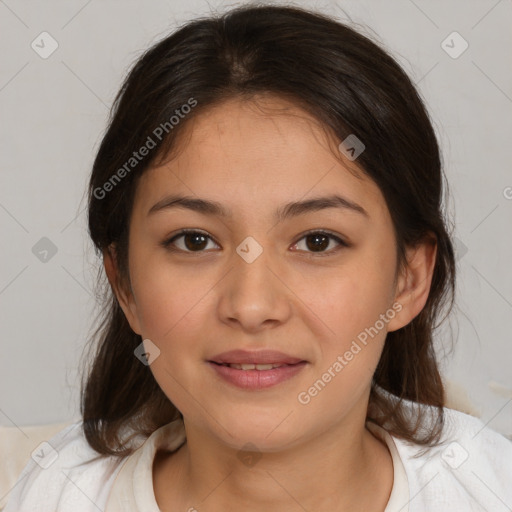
[209,412,304,452]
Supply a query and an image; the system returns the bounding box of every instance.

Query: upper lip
[208,349,306,365]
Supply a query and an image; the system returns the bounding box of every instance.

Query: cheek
[129,257,211,409]
[131,258,212,343]
[297,270,394,409]
[301,250,397,400]
[309,260,395,342]
[136,272,215,343]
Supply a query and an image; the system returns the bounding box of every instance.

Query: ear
[103,244,143,335]
[386,235,437,332]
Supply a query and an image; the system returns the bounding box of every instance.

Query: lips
[208,349,305,366]
[207,350,308,388]
[218,362,287,370]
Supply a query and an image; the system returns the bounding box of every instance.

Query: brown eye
[291,231,348,256]
[305,233,329,252]
[161,229,348,256]
[162,230,218,252]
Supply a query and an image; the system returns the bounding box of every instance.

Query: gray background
[1,0,511,437]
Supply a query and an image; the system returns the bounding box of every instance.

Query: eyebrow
[148,193,369,221]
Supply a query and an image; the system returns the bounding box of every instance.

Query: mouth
[209,361,300,370]
[206,349,308,389]
[208,349,306,367]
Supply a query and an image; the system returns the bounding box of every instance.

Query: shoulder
[3,421,130,512]
[392,406,512,511]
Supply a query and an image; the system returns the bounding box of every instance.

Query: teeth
[226,363,285,370]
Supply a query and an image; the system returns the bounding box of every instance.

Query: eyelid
[291,229,349,257]
[161,228,349,255]
[162,228,219,253]
[297,228,348,244]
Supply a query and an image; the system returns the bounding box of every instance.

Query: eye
[161,229,349,256]
[161,229,219,253]
[291,230,349,256]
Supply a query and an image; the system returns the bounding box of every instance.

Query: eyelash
[160,229,350,257]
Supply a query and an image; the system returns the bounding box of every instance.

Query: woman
[5,4,511,511]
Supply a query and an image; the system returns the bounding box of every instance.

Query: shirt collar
[105,418,186,512]
[105,418,409,512]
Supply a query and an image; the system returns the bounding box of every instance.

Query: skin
[104,95,437,512]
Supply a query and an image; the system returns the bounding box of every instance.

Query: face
[108,95,428,452]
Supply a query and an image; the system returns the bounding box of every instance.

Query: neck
[154,403,394,512]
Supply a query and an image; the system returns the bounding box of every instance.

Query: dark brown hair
[80,3,456,457]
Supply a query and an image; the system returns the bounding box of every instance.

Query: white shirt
[4,406,512,512]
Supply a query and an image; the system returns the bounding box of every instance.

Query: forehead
[134,96,388,222]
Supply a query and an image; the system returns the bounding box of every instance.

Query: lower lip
[207,361,307,389]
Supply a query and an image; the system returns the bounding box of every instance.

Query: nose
[216,241,293,333]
